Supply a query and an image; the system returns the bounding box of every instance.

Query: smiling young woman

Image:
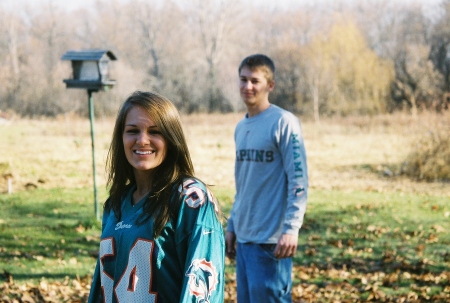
[88,91,225,303]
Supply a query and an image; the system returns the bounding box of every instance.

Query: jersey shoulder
[177,177,219,214]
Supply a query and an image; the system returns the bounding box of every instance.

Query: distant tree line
[1,0,450,120]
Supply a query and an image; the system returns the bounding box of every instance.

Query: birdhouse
[61,49,117,91]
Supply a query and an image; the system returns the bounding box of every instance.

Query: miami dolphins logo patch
[294,186,305,197]
[179,179,206,208]
[186,258,218,303]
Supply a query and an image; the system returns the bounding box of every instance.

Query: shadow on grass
[0,188,102,282]
[293,189,450,277]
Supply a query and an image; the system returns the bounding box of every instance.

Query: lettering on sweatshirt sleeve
[292,134,304,179]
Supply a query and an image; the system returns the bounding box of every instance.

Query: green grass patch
[1,186,449,300]
[298,189,450,273]
[0,187,107,283]
[289,189,450,301]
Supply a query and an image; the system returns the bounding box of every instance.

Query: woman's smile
[134,149,155,155]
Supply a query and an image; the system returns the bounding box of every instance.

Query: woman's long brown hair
[105,91,195,237]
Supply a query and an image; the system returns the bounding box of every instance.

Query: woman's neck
[133,170,154,205]
[132,187,151,205]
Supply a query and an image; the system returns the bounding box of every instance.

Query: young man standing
[225,54,308,302]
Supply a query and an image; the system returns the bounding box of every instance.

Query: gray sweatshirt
[227,104,308,244]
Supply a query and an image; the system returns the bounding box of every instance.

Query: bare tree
[386,6,441,114]
[392,44,444,116]
[129,1,189,97]
[0,6,25,112]
[430,0,450,110]
[184,0,243,112]
[270,45,305,114]
[26,1,74,116]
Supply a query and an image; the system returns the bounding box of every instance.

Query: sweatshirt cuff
[226,218,235,233]
[283,225,300,236]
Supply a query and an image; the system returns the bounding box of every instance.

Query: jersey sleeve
[175,178,225,303]
[277,113,308,236]
[87,260,103,303]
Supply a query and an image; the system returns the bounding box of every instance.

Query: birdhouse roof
[61,49,117,61]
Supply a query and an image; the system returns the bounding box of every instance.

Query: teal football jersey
[88,178,225,303]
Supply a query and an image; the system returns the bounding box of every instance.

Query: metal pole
[88,90,99,220]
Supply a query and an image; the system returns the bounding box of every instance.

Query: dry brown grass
[0,111,449,197]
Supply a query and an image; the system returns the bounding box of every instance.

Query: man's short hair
[238,54,275,83]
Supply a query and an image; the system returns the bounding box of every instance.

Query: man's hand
[225,231,236,259]
[273,233,298,259]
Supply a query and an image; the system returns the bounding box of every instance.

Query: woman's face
[123,106,167,175]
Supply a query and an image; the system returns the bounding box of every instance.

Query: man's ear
[268,80,275,91]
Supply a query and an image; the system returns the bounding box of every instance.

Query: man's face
[239,66,274,108]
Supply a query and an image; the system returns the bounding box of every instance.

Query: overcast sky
[2,0,444,12]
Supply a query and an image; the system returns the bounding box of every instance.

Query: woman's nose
[136,132,150,144]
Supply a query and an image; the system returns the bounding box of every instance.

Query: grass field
[0,112,449,302]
